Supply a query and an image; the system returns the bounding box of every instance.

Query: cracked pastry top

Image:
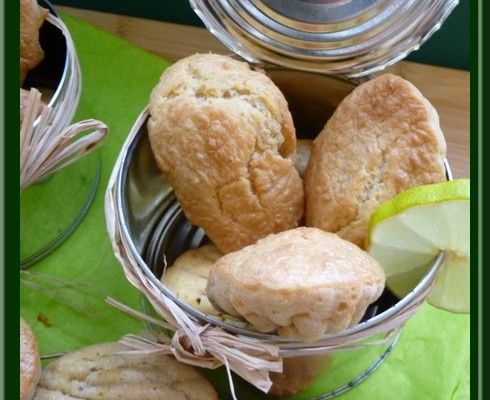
[206,227,385,343]
[33,342,217,400]
[305,73,447,248]
[148,53,304,254]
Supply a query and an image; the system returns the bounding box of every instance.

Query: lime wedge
[366,179,470,313]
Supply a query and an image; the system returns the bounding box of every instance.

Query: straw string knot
[107,296,283,397]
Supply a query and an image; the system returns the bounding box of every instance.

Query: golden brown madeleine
[33,342,217,400]
[162,244,225,317]
[148,54,304,253]
[20,318,41,400]
[20,0,48,83]
[207,227,385,343]
[305,74,446,248]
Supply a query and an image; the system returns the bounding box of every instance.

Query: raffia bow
[107,297,283,398]
[20,88,107,188]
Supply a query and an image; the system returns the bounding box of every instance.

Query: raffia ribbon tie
[107,297,282,397]
[20,13,109,190]
[20,88,108,189]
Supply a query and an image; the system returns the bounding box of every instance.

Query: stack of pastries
[147,54,446,395]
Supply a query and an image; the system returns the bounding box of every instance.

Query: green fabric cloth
[20,14,470,399]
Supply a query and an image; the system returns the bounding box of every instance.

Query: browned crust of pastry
[148,54,304,253]
[20,0,48,83]
[21,317,41,400]
[33,342,217,400]
[207,227,385,342]
[305,74,446,248]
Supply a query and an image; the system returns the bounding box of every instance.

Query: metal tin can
[108,1,458,397]
[111,70,451,399]
[190,0,459,78]
[25,0,81,133]
[20,0,100,268]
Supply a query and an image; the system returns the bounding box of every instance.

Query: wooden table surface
[60,6,470,178]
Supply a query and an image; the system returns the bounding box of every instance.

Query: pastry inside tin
[305,74,447,248]
[206,227,385,343]
[147,53,304,254]
[20,0,48,83]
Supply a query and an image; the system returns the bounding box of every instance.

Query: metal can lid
[190,0,459,78]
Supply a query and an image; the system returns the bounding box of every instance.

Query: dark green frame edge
[4,0,21,399]
[4,1,484,400]
[473,1,489,399]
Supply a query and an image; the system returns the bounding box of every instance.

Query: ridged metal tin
[109,2,459,391]
[35,0,81,138]
[109,70,452,398]
[20,0,97,268]
[190,0,459,77]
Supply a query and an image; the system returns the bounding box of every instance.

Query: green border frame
[474,1,488,399]
[4,0,20,399]
[3,0,486,399]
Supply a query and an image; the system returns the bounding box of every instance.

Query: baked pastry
[33,342,217,400]
[162,244,225,317]
[206,227,385,342]
[294,139,313,179]
[270,355,330,397]
[148,53,304,253]
[305,74,447,248]
[20,317,41,400]
[20,0,48,83]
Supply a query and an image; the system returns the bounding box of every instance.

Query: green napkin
[20,13,170,355]
[20,14,469,399]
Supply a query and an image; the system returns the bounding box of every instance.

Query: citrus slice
[366,179,470,313]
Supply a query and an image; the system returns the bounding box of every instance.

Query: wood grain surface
[59,6,470,178]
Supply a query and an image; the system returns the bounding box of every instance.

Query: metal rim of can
[189,0,459,78]
[112,109,452,354]
[32,0,81,132]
